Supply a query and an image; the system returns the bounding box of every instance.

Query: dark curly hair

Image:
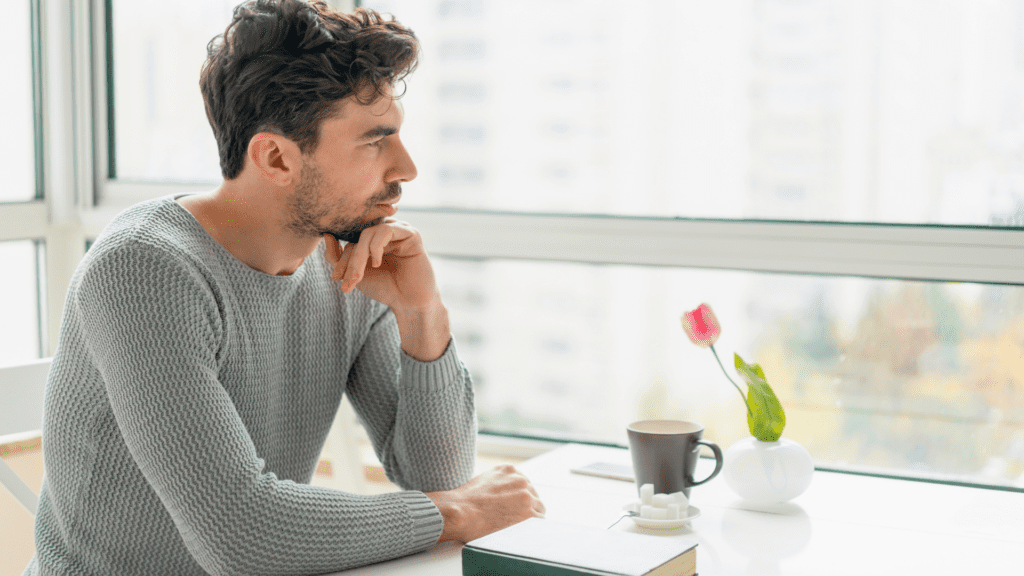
[200,0,418,180]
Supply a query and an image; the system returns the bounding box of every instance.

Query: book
[462,517,697,576]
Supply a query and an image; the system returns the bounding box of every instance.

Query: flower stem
[710,344,751,416]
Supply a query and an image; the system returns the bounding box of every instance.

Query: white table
[330,443,1024,575]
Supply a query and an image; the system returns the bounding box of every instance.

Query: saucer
[630,505,700,529]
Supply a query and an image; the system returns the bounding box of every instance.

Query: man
[24,1,544,574]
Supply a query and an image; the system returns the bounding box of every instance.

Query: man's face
[284,86,416,243]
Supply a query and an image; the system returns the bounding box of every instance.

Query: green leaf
[734,353,786,441]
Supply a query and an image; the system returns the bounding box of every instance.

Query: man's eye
[369,138,385,149]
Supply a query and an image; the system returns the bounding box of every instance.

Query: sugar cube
[640,505,655,519]
[651,493,674,508]
[671,491,689,507]
[640,483,654,505]
[648,507,668,520]
[666,504,680,519]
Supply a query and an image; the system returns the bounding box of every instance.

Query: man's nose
[387,138,417,183]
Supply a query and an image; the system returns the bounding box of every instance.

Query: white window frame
[15,0,1024,462]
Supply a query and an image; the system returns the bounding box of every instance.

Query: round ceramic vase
[723,437,814,505]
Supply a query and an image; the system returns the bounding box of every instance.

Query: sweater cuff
[400,336,462,393]
[398,491,445,551]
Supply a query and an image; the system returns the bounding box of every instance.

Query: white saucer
[630,505,700,529]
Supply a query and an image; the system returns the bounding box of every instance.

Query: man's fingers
[527,484,545,515]
[323,233,340,266]
[504,466,545,517]
[343,234,372,290]
[523,480,541,499]
[368,227,394,267]
[324,219,427,297]
[331,242,355,283]
[532,492,546,515]
[337,226,391,291]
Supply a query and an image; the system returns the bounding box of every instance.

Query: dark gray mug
[627,420,724,499]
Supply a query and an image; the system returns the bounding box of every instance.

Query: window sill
[315,433,563,494]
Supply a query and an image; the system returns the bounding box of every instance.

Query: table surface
[329,443,1024,576]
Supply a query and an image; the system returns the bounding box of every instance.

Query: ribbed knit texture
[23,194,477,576]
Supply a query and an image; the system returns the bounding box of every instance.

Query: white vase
[723,437,814,505]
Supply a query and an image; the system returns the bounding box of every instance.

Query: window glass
[0,0,38,202]
[111,0,236,182]
[365,0,1024,227]
[436,255,1024,488]
[0,241,43,366]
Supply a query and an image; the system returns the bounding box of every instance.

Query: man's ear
[247,132,301,187]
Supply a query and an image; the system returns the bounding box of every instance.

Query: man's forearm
[392,300,451,362]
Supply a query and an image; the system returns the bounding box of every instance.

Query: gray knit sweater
[23,194,477,576]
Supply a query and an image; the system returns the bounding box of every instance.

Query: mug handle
[688,439,724,487]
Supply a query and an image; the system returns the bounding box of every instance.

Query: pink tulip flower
[681,303,721,348]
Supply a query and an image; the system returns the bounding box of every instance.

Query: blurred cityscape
[375,0,1024,225]
[434,258,1024,488]
[364,0,1024,487]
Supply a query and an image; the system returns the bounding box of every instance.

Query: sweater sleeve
[76,241,447,576]
[343,305,477,493]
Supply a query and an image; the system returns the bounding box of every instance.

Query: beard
[285,159,401,244]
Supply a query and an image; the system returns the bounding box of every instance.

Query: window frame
[44,0,1024,488]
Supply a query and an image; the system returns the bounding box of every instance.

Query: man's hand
[323,220,450,361]
[323,219,438,310]
[425,464,546,543]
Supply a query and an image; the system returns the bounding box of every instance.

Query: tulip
[682,303,750,416]
[681,304,788,440]
[681,303,721,348]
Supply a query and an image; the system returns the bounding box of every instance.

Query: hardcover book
[462,517,697,576]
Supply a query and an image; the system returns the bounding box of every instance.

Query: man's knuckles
[514,490,539,509]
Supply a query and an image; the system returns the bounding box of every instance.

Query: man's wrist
[392,299,451,362]
[425,489,466,543]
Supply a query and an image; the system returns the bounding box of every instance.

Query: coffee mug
[627,420,724,499]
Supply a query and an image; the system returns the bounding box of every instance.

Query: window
[0,241,46,366]
[87,0,1023,489]
[437,257,1024,485]
[0,0,47,368]
[0,0,39,203]
[370,0,1024,226]
[109,0,237,182]
[358,0,1024,489]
